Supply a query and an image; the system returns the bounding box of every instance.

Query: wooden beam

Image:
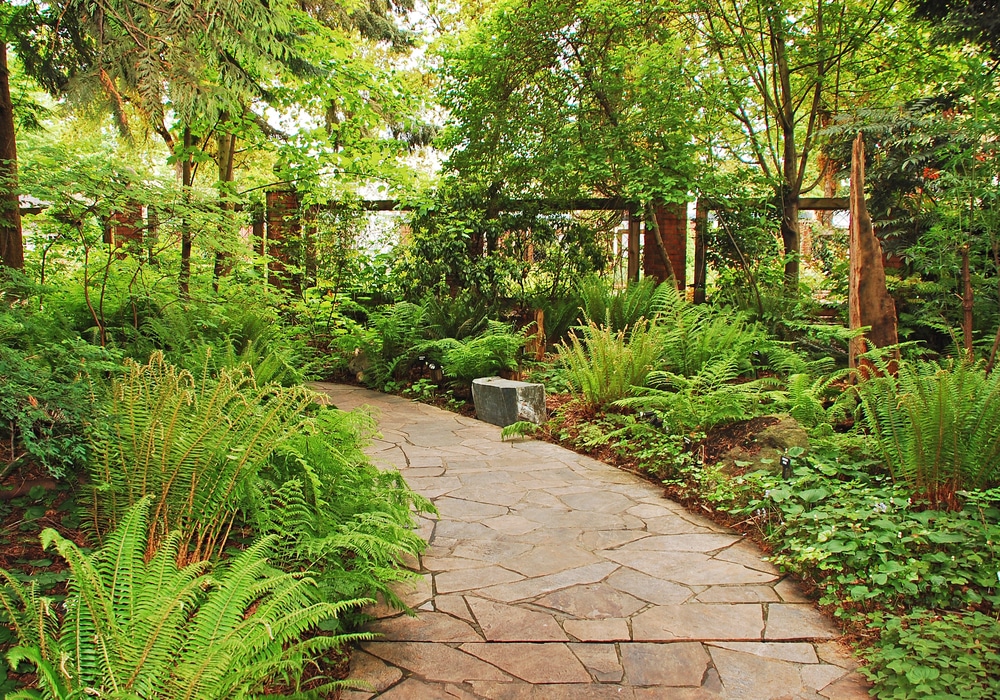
[800,197,849,211]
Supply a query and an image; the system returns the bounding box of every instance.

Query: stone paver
[312,383,872,698]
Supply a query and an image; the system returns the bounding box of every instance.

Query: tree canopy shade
[437,0,697,207]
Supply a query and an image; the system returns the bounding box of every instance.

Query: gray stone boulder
[472,377,546,428]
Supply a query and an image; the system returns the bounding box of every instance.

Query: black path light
[781,455,793,480]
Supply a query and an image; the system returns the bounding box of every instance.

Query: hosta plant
[0,498,368,699]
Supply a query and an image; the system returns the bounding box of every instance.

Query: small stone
[472,377,546,427]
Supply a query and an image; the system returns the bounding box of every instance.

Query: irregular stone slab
[363,642,511,683]
[819,675,873,699]
[605,550,778,586]
[378,678,478,700]
[714,542,780,574]
[481,514,541,536]
[435,566,525,594]
[345,650,403,695]
[617,534,742,552]
[708,641,819,664]
[460,642,592,683]
[642,515,720,535]
[775,577,812,603]
[709,646,833,699]
[620,642,711,686]
[564,618,631,642]
[607,568,694,606]
[581,529,648,551]
[695,585,780,603]
[632,690,721,700]
[801,663,850,692]
[472,377,546,427]
[435,594,476,623]
[570,643,624,682]
[535,583,646,619]
[815,641,861,670]
[558,490,637,514]
[452,539,533,564]
[447,485,526,507]
[478,562,620,603]
[422,555,487,572]
[467,597,567,641]
[765,604,840,641]
[503,545,600,578]
[626,503,678,519]
[470,682,637,699]
[369,611,482,642]
[435,496,510,521]
[364,575,433,618]
[631,604,763,641]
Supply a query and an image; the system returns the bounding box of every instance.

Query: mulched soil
[699,415,780,464]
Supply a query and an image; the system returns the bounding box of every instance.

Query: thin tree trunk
[179,127,193,298]
[693,199,708,304]
[644,202,676,284]
[0,42,23,271]
[213,129,237,293]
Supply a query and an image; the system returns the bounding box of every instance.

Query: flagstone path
[312,383,872,700]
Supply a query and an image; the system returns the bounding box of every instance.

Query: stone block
[472,377,546,427]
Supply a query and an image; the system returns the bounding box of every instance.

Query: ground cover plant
[4,0,1000,696]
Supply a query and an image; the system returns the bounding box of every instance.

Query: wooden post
[627,207,640,283]
[962,245,974,361]
[848,133,899,374]
[693,199,708,304]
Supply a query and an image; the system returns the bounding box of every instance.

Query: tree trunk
[848,133,898,375]
[179,127,193,298]
[693,199,708,304]
[213,129,237,293]
[0,42,23,271]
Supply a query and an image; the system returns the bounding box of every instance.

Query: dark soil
[700,415,780,464]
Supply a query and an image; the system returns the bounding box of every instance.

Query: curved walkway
[313,384,871,700]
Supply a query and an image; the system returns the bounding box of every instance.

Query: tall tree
[0,38,21,271]
[674,0,914,295]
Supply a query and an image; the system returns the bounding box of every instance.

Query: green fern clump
[259,408,435,613]
[0,498,368,700]
[858,359,1000,507]
[616,355,780,432]
[558,320,660,407]
[651,286,769,378]
[88,352,314,561]
[441,321,526,384]
[579,275,671,333]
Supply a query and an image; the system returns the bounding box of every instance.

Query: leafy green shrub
[0,498,366,700]
[0,311,120,478]
[857,359,1000,507]
[88,352,314,561]
[863,610,1000,700]
[423,288,490,341]
[558,320,660,407]
[440,321,526,383]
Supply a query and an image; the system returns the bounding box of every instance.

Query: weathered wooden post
[848,133,899,374]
